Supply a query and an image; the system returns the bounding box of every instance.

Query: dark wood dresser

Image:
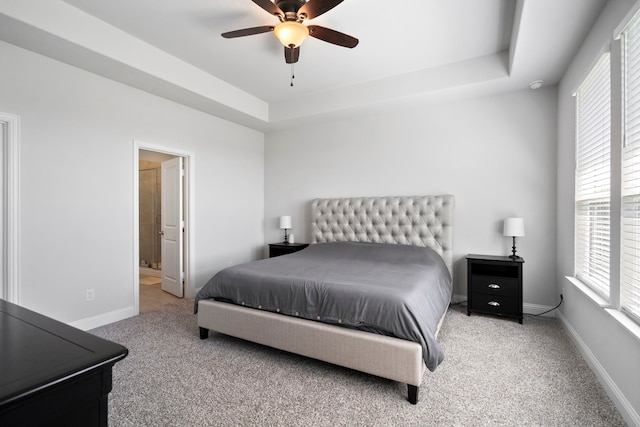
[466,254,524,324]
[0,299,128,426]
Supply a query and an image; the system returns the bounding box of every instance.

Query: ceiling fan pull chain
[290,64,295,87]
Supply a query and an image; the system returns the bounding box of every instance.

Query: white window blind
[575,53,611,299]
[621,12,640,322]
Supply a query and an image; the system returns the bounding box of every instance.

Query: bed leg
[407,384,419,404]
[199,327,209,339]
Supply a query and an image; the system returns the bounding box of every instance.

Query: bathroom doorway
[135,144,192,314]
[139,151,168,276]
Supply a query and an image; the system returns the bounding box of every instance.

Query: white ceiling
[62,0,514,102]
[0,0,608,131]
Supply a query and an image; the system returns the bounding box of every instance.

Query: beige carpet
[90,295,626,426]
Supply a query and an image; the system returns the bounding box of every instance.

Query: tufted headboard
[311,195,455,274]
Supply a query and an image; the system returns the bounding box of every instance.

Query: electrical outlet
[86,288,95,301]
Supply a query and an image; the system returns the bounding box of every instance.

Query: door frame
[0,112,20,303]
[133,140,193,315]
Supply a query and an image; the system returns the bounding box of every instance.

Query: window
[575,53,611,299]
[574,7,640,327]
[621,12,640,322]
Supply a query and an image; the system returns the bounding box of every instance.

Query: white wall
[265,87,558,306]
[0,40,265,325]
[557,0,640,424]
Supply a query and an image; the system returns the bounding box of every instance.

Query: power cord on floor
[529,294,564,317]
[449,295,564,317]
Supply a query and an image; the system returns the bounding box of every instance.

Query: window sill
[565,276,640,341]
[565,276,610,307]
[606,309,640,340]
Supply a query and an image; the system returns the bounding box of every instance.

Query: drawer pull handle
[488,301,500,307]
[488,284,501,289]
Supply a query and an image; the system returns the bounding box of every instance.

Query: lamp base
[509,236,520,259]
[283,229,289,244]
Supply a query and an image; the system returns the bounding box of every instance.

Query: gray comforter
[195,241,452,371]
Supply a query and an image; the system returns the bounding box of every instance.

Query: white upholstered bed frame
[198,195,454,403]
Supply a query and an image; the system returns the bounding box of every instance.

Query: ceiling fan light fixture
[273,21,309,47]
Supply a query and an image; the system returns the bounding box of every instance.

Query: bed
[196,195,454,403]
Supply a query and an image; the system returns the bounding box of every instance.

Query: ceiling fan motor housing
[276,0,306,15]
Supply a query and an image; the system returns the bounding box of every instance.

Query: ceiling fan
[222,0,359,64]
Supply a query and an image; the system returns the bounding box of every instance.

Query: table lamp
[503,217,525,259]
[280,216,292,244]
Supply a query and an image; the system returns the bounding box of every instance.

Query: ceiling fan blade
[252,0,284,17]
[285,46,300,63]
[298,0,344,20]
[307,25,358,48]
[221,26,274,38]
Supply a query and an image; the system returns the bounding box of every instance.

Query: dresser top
[0,299,128,407]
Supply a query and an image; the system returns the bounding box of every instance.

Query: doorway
[134,142,192,315]
[139,159,163,275]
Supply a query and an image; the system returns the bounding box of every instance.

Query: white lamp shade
[279,216,292,229]
[503,218,525,237]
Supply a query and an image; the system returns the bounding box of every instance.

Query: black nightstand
[269,242,309,258]
[466,254,524,324]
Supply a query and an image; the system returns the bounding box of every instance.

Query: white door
[161,157,183,297]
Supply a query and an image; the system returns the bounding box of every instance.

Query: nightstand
[268,242,309,258]
[466,254,524,324]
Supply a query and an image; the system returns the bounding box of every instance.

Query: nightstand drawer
[471,293,519,316]
[470,275,519,297]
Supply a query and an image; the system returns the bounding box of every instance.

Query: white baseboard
[558,311,640,427]
[69,306,135,331]
[524,302,557,317]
